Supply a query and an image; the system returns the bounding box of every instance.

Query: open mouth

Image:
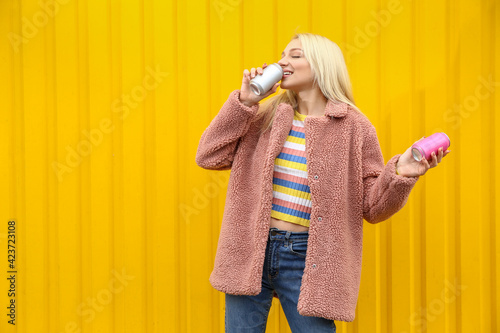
[283,71,293,78]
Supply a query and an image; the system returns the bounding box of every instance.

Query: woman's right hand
[239,63,281,107]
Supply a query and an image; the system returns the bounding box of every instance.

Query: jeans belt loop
[284,230,291,246]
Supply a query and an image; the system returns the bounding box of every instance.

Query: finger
[263,63,268,68]
[422,157,430,169]
[436,148,442,163]
[257,67,263,75]
[243,69,250,81]
[251,68,256,78]
[430,152,438,167]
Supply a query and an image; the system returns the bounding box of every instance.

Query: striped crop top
[270,109,311,227]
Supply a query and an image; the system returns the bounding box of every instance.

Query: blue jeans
[225,227,337,332]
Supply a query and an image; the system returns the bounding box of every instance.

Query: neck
[295,87,328,117]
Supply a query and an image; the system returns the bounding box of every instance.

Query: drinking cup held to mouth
[411,132,451,161]
[249,63,283,96]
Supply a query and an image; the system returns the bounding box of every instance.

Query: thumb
[242,70,251,83]
[414,136,425,144]
[262,82,280,98]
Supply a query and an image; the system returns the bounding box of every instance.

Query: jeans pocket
[289,239,308,258]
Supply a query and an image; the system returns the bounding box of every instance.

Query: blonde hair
[255,33,363,135]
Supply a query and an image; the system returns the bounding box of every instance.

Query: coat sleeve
[362,123,420,224]
[195,90,260,170]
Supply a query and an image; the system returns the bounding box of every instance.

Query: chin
[280,83,296,93]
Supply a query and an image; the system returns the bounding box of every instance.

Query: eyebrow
[281,48,303,57]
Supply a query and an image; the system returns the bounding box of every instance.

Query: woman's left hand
[396,137,451,177]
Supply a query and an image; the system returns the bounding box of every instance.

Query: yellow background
[1,0,498,332]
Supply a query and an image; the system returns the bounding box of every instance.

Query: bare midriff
[270,217,309,232]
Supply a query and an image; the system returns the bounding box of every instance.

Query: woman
[196,33,450,332]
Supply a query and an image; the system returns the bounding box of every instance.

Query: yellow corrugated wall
[1,0,498,332]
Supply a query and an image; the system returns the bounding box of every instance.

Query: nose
[277,58,287,66]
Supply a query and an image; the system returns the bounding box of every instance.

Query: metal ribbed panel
[0,0,498,332]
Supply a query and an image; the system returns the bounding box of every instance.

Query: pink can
[411,132,451,161]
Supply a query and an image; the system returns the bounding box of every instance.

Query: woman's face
[277,39,315,93]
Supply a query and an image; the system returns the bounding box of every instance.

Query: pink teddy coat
[195,90,420,322]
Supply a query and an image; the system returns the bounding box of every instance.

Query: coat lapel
[265,99,348,160]
[324,99,348,118]
[267,103,295,159]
